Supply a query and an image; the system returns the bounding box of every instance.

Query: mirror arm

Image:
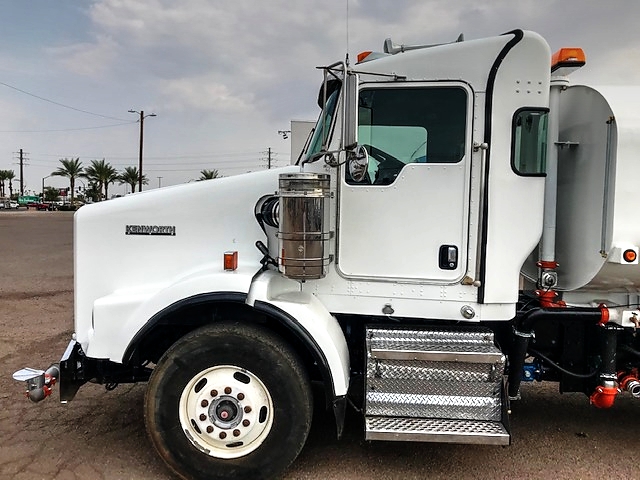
[301,148,344,166]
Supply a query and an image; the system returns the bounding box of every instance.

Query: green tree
[118,166,148,193]
[44,186,59,202]
[83,159,118,200]
[51,158,83,205]
[198,169,222,180]
[0,170,8,197]
[5,170,15,198]
[84,181,101,203]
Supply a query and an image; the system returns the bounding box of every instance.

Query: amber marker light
[623,249,637,263]
[551,47,586,74]
[224,251,238,271]
[357,51,372,63]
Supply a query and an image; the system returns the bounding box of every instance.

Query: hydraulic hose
[528,347,597,379]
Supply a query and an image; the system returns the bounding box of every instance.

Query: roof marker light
[551,47,586,75]
[357,51,373,63]
[355,51,390,64]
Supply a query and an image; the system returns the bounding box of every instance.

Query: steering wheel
[361,144,405,185]
[362,144,400,164]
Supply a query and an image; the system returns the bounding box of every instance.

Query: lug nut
[242,419,250,427]
[199,414,207,421]
[233,429,240,437]
[210,389,218,397]
[219,432,227,439]
[224,387,232,394]
[206,426,214,434]
[201,399,209,407]
[244,406,252,413]
[237,393,245,401]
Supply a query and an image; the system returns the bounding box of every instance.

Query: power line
[28,151,286,160]
[141,164,272,173]
[26,157,268,168]
[0,121,136,133]
[0,80,130,121]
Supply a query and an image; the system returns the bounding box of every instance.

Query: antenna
[345,0,350,66]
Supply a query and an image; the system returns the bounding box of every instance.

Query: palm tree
[52,158,83,205]
[0,170,7,197]
[83,159,118,200]
[5,170,15,198]
[82,161,104,200]
[84,181,101,203]
[103,166,119,200]
[198,169,222,181]
[118,166,148,193]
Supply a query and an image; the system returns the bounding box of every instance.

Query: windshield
[300,88,340,163]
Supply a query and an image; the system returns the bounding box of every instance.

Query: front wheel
[145,322,313,480]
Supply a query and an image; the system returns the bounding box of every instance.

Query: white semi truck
[14,29,640,480]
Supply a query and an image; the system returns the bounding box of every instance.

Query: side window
[511,109,549,176]
[349,86,467,185]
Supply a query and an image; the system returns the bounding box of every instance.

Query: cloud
[158,75,253,113]
[49,34,119,78]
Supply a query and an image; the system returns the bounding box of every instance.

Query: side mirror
[343,72,358,149]
[347,145,369,183]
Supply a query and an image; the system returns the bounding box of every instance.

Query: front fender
[88,264,257,362]
[247,270,350,397]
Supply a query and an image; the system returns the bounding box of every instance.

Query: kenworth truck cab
[14,30,640,480]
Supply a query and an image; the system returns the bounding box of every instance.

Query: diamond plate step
[366,380,502,420]
[365,416,510,446]
[365,326,507,423]
[368,327,505,363]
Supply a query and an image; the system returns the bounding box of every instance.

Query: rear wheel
[145,322,313,480]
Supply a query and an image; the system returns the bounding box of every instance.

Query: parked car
[27,201,55,211]
[0,200,19,210]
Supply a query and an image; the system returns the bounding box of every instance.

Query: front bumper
[14,338,153,403]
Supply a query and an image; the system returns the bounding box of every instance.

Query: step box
[364,326,510,446]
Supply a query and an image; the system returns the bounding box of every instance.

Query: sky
[1,0,640,196]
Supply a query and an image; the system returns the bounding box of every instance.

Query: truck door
[337,82,473,283]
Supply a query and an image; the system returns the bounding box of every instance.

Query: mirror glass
[347,145,369,183]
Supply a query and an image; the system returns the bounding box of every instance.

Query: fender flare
[252,300,349,438]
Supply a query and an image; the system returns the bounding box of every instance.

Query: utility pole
[268,147,272,169]
[19,149,24,196]
[128,110,157,192]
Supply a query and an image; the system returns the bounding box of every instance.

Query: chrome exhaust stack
[13,365,60,402]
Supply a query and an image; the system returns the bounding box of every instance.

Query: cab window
[511,109,549,176]
[350,86,467,185]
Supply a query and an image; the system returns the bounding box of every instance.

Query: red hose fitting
[535,289,566,308]
[589,385,619,408]
[597,303,610,327]
[536,260,559,269]
[618,369,640,398]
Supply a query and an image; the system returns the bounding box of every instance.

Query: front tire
[145,322,313,480]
